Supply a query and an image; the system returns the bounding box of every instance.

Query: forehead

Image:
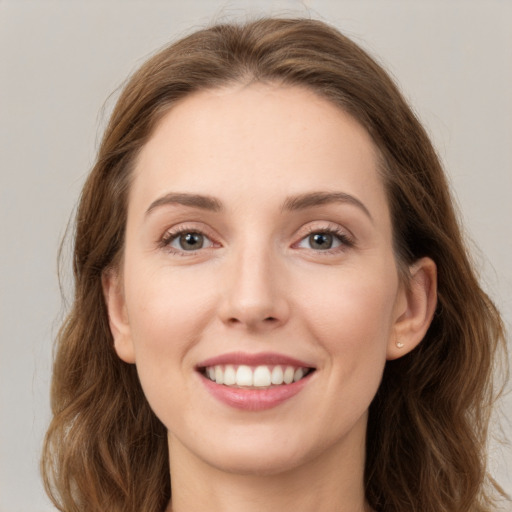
[131,83,388,221]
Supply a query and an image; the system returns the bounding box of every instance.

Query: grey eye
[297,231,344,251]
[309,233,333,250]
[171,232,210,251]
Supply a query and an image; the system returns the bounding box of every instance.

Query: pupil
[180,232,203,250]
[310,233,332,250]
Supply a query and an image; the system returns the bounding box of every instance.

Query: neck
[165,417,371,512]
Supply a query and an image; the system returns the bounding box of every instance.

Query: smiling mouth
[199,364,315,389]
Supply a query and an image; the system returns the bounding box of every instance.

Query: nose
[217,244,290,332]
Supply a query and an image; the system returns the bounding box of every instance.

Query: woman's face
[106,84,425,475]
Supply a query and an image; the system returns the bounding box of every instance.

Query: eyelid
[292,221,355,252]
[156,220,355,256]
[158,222,221,254]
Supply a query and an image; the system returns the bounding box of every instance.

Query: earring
[396,340,404,349]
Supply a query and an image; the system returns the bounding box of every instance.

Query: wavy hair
[42,17,507,512]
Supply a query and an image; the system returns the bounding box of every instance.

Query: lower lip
[199,372,313,411]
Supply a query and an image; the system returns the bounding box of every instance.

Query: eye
[161,229,216,253]
[296,228,352,252]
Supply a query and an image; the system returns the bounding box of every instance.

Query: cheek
[125,264,215,347]
[296,262,397,390]
[303,266,395,338]
[122,264,220,428]
[122,264,218,390]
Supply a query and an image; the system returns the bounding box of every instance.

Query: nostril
[223,312,285,329]
[227,316,277,324]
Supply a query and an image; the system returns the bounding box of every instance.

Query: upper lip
[196,351,315,369]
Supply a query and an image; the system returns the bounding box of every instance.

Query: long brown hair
[42,17,507,512]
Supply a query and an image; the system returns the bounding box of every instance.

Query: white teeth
[283,366,295,384]
[253,366,272,387]
[236,365,253,386]
[223,365,236,385]
[205,364,311,387]
[271,365,284,385]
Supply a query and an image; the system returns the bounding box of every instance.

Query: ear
[387,257,437,360]
[102,268,136,364]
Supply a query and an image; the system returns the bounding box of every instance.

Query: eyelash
[158,224,354,256]
[158,225,218,256]
[297,225,355,253]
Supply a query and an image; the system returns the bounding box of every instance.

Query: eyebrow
[145,192,223,216]
[282,191,373,222]
[145,190,372,222]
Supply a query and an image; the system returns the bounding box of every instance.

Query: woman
[41,17,507,512]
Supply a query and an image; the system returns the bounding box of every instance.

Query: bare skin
[103,83,437,512]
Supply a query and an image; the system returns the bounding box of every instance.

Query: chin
[206,446,309,477]
[184,424,326,477]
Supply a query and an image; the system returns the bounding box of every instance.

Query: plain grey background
[1,1,511,510]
